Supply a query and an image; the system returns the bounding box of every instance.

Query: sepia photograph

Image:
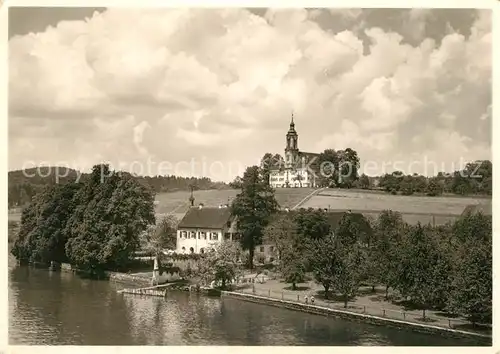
[6,5,493,347]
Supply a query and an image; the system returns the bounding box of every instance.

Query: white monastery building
[269,115,320,188]
[176,205,239,254]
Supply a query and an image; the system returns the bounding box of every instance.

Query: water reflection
[8,257,487,346]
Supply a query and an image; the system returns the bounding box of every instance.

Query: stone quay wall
[221,291,491,343]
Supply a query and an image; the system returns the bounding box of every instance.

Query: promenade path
[235,278,491,336]
[291,187,327,210]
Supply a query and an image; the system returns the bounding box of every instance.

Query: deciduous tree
[448,211,492,324]
[370,210,407,299]
[263,213,296,260]
[294,208,331,241]
[231,166,279,269]
[307,233,338,299]
[358,173,371,189]
[198,241,242,289]
[65,165,156,274]
[11,183,82,265]
[280,247,306,290]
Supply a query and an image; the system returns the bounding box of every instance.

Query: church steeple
[286,112,298,148]
[289,111,295,132]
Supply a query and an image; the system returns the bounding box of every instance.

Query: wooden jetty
[118,287,167,297]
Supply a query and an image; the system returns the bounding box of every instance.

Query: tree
[395,224,447,318]
[260,153,274,185]
[337,148,360,188]
[317,149,339,187]
[370,210,407,299]
[229,176,243,189]
[400,175,415,195]
[280,247,306,290]
[143,214,178,255]
[333,243,365,308]
[263,213,296,260]
[197,241,242,289]
[11,182,82,265]
[327,213,368,307]
[412,175,428,193]
[463,160,492,195]
[294,208,331,241]
[448,238,491,324]
[452,210,491,245]
[426,177,443,196]
[231,166,279,269]
[379,171,403,193]
[451,170,472,195]
[358,174,371,189]
[448,211,492,324]
[65,165,156,274]
[334,213,369,247]
[307,233,338,299]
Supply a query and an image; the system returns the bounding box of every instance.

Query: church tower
[285,113,299,168]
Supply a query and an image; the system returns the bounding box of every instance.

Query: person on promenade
[310,295,315,304]
[305,295,309,304]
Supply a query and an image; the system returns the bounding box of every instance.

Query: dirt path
[291,187,326,210]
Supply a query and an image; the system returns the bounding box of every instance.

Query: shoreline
[221,291,491,344]
[11,261,491,344]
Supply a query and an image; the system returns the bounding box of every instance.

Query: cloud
[9,8,491,181]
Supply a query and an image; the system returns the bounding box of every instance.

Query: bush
[116,258,153,272]
[168,253,203,261]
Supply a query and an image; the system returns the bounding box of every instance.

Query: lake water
[8,256,487,346]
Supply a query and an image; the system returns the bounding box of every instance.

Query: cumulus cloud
[9,8,491,181]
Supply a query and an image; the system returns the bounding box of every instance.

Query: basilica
[268,115,320,188]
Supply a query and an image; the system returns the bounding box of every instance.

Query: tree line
[228,150,492,197]
[226,165,491,325]
[11,165,158,275]
[267,208,490,324]
[374,160,492,196]
[8,167,228,208]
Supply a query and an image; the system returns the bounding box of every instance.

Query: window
[180,231,187,238]
[211,232,219,241]
[224,233,231,240]
[190,231,196,239]
[260,246,264,252]
[200,231,206,239]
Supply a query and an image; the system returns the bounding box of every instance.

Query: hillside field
[8,187,491,227]
[156,187,491,226]
[301,189,491,225]
[154,188,315,219]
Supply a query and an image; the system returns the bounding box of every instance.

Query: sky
[8,8,492,182]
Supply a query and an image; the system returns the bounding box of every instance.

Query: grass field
[156,187,491,225]
[301,189,491,225]
[8,187,491,227]
[154,188,315,219]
